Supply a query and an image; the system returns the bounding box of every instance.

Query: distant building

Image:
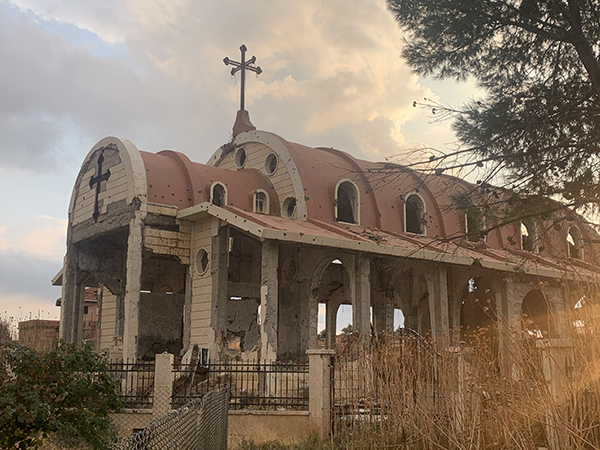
[18,320,59,352]
[21,287,98,352]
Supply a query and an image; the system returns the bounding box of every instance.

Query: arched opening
[394,308,405,330]
[520,221,537,252]
[405,194,426,234]
[253,190,269,214]
[460,276,498,342]
[336,303,353,339]
[211,183,226,207]
[310,258,351,349]
[317,303,326,346]
[336,180,359,224]
[522,290,555,339]
[466,206,485,242]
[282,197,297,219]
[567,226,583,259]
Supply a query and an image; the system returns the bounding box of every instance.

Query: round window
[282,197,297,218]
[195,248,209,275]
[265,153,278,175]
[234,147,247,169]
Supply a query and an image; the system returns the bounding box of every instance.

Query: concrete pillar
[210,224,229,359]
[260,240,279,362]
[307,349,335,439]
[60,249,85,344]
[153,353,174,418]
[352,255,371,338]
[123,215,144,361]
[182,267,192,352]
[426,265,449,343]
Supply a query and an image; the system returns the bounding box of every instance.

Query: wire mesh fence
[172,360,309,410]
[109,386,229,450]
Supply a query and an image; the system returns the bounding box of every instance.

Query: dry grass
[332,304,600,450]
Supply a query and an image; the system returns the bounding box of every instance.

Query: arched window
[405,193,426,235]
[253,190,269,214]
[335,180,359,224]
[282,197,297,219]
[211,183,227,207]
[567,226,583,259]
[466,206,485,242]
[522,290,555,339]
[520,220,537,252]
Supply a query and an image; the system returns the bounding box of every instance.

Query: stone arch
[309,255,354,349]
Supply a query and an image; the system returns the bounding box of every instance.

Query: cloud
[0,215,67,259]
[2,0,447,172]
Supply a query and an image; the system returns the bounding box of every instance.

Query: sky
[0,0,479,334]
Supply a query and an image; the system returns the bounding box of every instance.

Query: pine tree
[388,0,600,216]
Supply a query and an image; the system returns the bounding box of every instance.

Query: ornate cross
[89,150,111,222]
[224,44,262,111]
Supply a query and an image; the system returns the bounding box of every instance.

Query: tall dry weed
[333,300,600,450]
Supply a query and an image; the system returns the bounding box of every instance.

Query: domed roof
[141,149,278,213]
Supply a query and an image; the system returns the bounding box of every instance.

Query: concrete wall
[228,411,310,448]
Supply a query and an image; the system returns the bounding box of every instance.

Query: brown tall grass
[333,303,600,450]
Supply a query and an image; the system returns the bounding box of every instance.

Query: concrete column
[307,349,335,439]
[182,266,192,352]
[352,255,371,338]
[123,215,144,361]
[60,249,85,344]
[210,224,229,359]
[371,290,390,334]
[426,265,449,343]
[153,353,174,418]
[325,300,342,349]
[260,240,279,362]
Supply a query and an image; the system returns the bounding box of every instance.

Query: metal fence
[333,331,440,431]
[109,386,229,450]
[172,360,309,410]
[107,361,155,409]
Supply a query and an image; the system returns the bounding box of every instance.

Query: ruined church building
[56,50,598,363]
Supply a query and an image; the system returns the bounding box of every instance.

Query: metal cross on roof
[223,44,262,111]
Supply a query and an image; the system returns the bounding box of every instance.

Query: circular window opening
[265,153,278,175]
[195,248,209,275]
[234,147,247,169]
[282,197,297,218]
[282,257,298,282]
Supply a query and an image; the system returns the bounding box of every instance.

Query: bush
[0,340,122,449]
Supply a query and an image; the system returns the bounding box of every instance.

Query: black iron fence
[172,360,309,410]
[107,361,155,409]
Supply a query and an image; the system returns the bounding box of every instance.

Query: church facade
[57,114,598,363]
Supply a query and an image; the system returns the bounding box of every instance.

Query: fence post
[153,353,174,418]
[307,349,336,439]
